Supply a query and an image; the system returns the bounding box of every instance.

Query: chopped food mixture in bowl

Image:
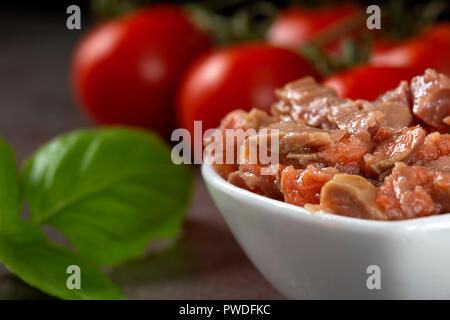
[202,69,450,299]
[207,68,450,221]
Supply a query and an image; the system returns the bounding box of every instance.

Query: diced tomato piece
[280,165,338,207]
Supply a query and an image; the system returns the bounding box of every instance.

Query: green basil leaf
[0,138,22,234]
[0,224,125,300]
[0,137,124,300]
[23,127,194,266]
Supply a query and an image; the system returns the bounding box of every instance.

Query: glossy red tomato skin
[266,4,360,50]
[371,24,450,77]
[322,65,422,100]
[72,6,211,138]
[176,43,319,135]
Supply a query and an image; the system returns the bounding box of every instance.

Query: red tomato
[371,24,450,77]
[424,22,450,42]
[72,6,211,138]
[322,65,422,100]
[266,4,360,50]
[176,43,319,135]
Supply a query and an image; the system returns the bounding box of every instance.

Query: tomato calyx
[301,35,372,77]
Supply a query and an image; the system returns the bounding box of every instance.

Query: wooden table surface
[0,11,282,299]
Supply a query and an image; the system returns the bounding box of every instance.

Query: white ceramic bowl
[202,163,450,299]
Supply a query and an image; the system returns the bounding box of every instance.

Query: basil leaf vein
[23,127,194,266]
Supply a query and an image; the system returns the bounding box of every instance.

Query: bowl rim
[201,162,450,233]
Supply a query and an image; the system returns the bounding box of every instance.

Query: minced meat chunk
[227,164,284,200]
[364,126,426,177]
[206,108,273,179]
[271,76,346,128]
[319,174,386,220]
[411,69,450,132]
